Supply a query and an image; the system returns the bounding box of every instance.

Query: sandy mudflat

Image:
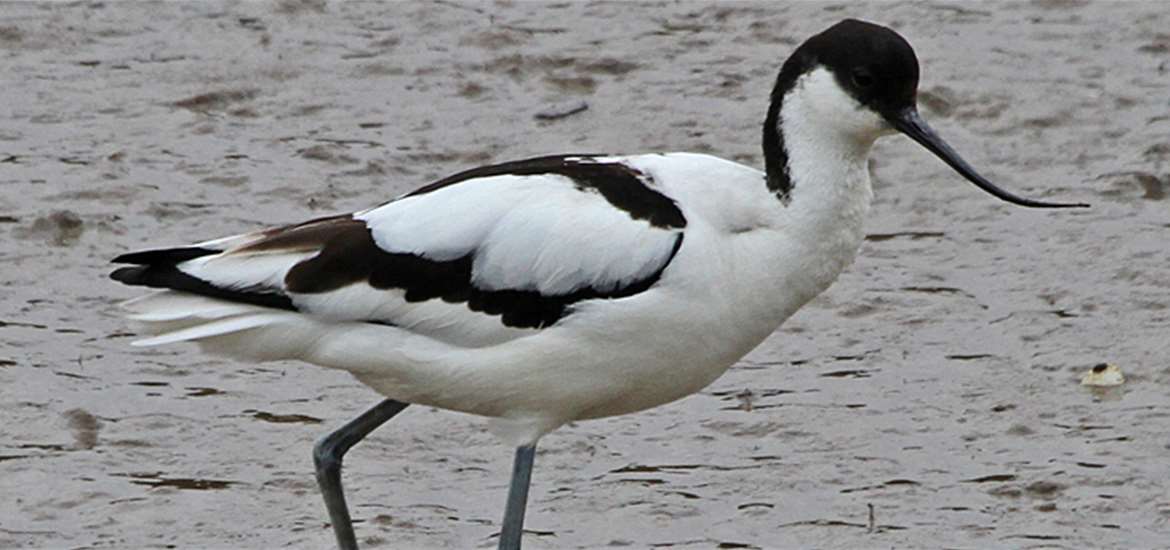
[2,1,1169,548]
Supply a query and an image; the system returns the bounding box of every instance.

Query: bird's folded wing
[112,156,686,348]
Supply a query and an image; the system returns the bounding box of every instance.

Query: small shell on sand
[1080,363,1125,387]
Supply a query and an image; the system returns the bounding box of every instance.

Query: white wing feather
[359,173,681,295]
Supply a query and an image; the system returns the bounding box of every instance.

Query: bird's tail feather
[119,291,308,361]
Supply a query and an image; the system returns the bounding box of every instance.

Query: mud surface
[2,2,1169,548]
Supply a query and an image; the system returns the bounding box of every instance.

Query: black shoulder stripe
[405,154,602,196]
[406,154,687,229]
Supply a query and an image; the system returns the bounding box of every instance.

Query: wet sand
[2,1,1169,548]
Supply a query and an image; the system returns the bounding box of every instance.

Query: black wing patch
[113,247,221,265]
[286,223,685,329]
[110,262,296,311]
[109,214,359,311]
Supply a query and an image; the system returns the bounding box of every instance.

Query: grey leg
[314,399,410,550]
[497,444,537,550]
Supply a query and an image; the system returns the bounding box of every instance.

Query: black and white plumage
[115,154,686,335]
[109,19,1085,550]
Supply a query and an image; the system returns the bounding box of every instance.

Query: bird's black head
[794,19,920,120]
[769,18,919,127]
[764,18,1088,209]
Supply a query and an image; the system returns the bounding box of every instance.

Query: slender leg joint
[314,399,410,550]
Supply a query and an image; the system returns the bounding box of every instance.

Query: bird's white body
[122,69,879,445]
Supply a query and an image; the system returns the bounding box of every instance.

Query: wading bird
[110,18,1085,550]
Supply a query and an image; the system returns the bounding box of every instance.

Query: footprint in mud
[576,58,639,76]
[63,408,100,450]
[172,88,260,114]
[299,144,359,164]
[543,75,597,94]
[1094,171,1168,201]
[247,410,323,424]
[461,30,525,50]
[200,175,249,188]
[14,210,84,246]
[184,387,223,397]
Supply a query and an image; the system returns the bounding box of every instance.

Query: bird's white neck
[778,68,879,230]
[747,68,881,326]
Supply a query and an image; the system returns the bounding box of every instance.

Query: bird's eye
[851,68,875,88]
